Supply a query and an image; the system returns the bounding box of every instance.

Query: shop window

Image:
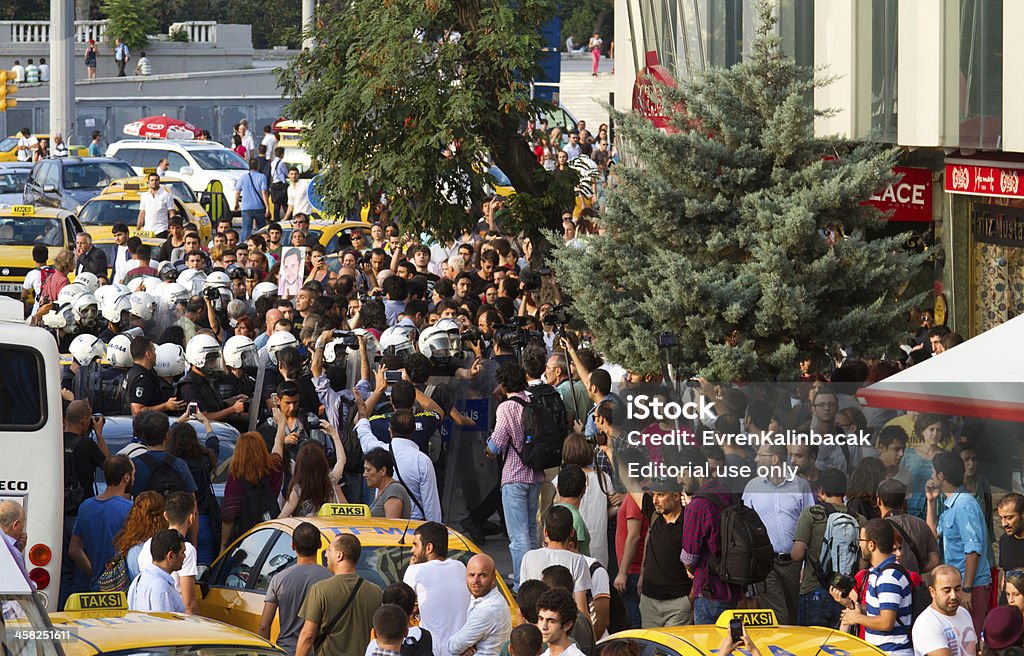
[871,0,898,143]
[958,0,1002,149]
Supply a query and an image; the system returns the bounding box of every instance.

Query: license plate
[0,283,22,293]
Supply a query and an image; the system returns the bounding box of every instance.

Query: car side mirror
[43,184,56,193]
[179,166,193,176]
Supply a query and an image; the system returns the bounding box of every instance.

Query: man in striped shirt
[832,519,913,656]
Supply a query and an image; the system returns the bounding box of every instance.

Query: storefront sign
[972,204,1024,247]
[868,167,933,222]
[946,161,1024,199]
[632,51,678,133]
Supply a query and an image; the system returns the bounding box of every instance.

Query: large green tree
[278,0,575,239]
[550,1,926,381]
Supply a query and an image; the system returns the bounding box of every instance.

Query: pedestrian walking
[113,38,130,77]
[85,40,98,79]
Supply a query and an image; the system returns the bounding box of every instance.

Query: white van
[105,140,251,212]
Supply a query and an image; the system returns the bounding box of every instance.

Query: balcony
[0,20,218,45]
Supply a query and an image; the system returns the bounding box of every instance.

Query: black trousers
[117,59,126,76]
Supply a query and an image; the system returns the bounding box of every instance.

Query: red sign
[868,166,933,222]
[632,52,678,133]
[945,161,1024,199]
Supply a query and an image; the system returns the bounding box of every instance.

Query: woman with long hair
[279,423,348,517]
[363,448,410,519]
[558,432,615,567]
[220,428,285,552]
[112,491,167,581]
[1007,572,1024,615]
[902,413,951,520]
[167,414,219,565]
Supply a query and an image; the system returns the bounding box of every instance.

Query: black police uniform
[177,369,226,413]
[126,364,168,411]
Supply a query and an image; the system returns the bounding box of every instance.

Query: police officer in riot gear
[178,334,247,423]
[126,336,185,415]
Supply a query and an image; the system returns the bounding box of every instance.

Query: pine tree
[551,0,926,381]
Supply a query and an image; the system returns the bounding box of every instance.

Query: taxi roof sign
[142,168,157,176]
[65,592,128,611]
[715,609,778,629]
[11,205,34,216]
[318,503,371,518]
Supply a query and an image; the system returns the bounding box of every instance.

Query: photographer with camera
[563,338,624,440]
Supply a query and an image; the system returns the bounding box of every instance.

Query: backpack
[139,453,189,496]
[695,492,774,586]
[529,383,570,440]
[97,553,131,592]
[64,434,86,515]
[401,627,433,656]
[878,561,930,644]
[338,396,364,474]
[506,394,564,471]
[590,560,630,634]
[233,475,280,541]
[816,503,860,583]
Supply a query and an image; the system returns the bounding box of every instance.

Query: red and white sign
[945,161,1024,199]
[123,116,200,140]
[632,51,678,133]
[868,166,933,222]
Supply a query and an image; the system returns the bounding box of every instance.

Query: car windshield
[0,217,63,246]
[0,170,28,194]
[189,148,248,171]
[282,146,312,174]
[0,137,19,152]
[165,181,198,203]
[2,592,61,656]
[63,161,137,189]
[78,199,140,225]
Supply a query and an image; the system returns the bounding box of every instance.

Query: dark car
[22,157,136,212]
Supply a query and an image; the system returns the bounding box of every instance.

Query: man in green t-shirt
[555,465,591,557]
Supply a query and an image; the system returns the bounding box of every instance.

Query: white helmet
[380,322,417,357]
[74,272,100,293]
[101,292,132,324]
[185,334,223,371]
[177,269,207,295]
[223,335,258,370]
[129,291,158,321]
[106,334,134,367]
[418,318,463,362]
[205,271,231,290]
[154,343,187,378]
[69,334,105,366]
[41,305,74,330]
[71,293,100,324]
[252,282,278,304]
[94,284,119,307]
[57,282,88,307]
[266,330,299,365]
[158,282,190,310]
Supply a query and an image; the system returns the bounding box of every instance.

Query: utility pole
[302,0,316,50]
[50,0,76,143]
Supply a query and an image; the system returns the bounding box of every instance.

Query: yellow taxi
[0,204,82,298]
[196,504,517,640]
[597,609,887,656]
[0,134,88,162]
[254,218,370,253]
[77,177,213,242]
[44,592,285,656]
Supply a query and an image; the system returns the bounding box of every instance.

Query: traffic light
[0,70,17,112]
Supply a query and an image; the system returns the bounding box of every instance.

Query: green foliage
[100,0,158,50]
[561,0,612,49]
[169,27,190,42]
[550,0,926,381]
[278,0,574,239]
[3,0,48,20]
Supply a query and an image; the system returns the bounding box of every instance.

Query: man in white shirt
[403,522,471,656]
[912,565,977,656]
[536,588,584,656]
[16,128,37,162]
[11,61,24,82]
[156,158,169,178]
[283,167,314,221]
[262,125,278,154]
[447,554,512,656]
[137,173,176,238]
[519,506,592,617]
[127,529,185,613]
[239,122,256,157]
[38,58,49,82]
[137,492,198,614]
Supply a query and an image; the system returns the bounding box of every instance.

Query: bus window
[0,347,44,428]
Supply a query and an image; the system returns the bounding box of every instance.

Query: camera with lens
[461,327,483,345]
[657,332,678,348]
[204,287,219,301]
[332,330,359,349]
[307,415,322,430]
[830,573,856,597]
[494,325,537,351]
[543,303,572,326]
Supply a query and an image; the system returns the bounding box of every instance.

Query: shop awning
[856,314,1024,421]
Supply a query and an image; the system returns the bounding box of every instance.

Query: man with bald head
[912,565,978,655]
[448,554,512,656]
[0,501,29,581]
[254,308,283,350]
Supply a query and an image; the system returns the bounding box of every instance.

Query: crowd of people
[7,109,1020,656]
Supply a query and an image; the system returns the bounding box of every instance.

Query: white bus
[0,312,65,611]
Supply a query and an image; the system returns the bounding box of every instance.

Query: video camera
[542,303,572,326]
[495,319,540,351]
[331,330,359,349]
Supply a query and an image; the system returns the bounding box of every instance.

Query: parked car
[0,161,32,206]
[22,157,136,212]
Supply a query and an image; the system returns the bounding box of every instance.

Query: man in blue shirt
[234,158,270,242]
[67,455,134,592]
[130,410,198,497]
[127,529,185,612]
[926,450,992,638]
[113,38,130,77]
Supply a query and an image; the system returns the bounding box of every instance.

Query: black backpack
[506,394,564,471]
[64,434,86,514]
[529,383,570,440]
[401,627,433,656]
[233,475,281,541]
[139,453,189,496]
[590,560,630,634]
[878,560,930,643]
[695,492,774,586]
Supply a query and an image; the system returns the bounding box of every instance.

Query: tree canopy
[550,1,926,381]
[278,0,575,240]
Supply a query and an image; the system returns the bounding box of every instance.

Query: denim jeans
[501,481,541,590]
[622,572,641,628]
[239,209,265,242]
[693,597,737,625]
[798,587,841,628]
